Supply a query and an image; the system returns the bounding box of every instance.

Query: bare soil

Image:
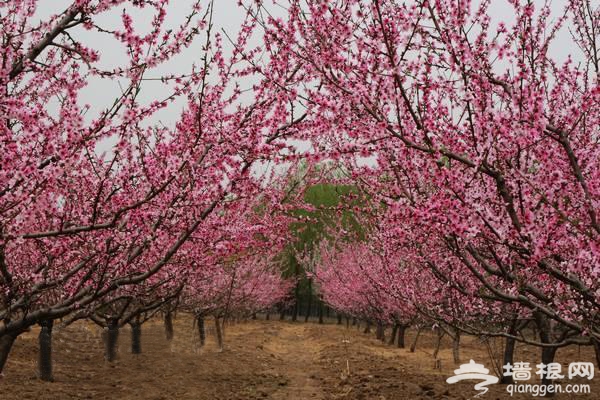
[2,316,598,399]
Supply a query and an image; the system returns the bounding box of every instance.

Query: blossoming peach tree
[0,0,305,375]
[256,0,600,369]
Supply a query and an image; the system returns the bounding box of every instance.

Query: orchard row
[1,0,598,391]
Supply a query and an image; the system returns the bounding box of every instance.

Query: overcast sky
[34,0,577,122]
[32,0,578,172]
[34,1,270,125]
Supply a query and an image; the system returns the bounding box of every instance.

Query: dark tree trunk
[376,323,386,342]
[318,302,324,324]
[345,316,350,329]
[304,301,310,322]
[363,321,371,334]
[389,324,398,345]
[500,319,519,384]
[279,308,286,321]
[252,313,257,320]
[0,333,17,375]
[398,325,407,348]
[433,327,444,359]
[535,312,557,397]
[130,321,142,354]
[105,319,119,362]
[164,311,174,341]
[214,317,223,351]
[266,313,270,321]
[541,346,558,392]
[337,313,343,325]
[326,307,330,319]
[500,336,516,384]
[593,338,600,369]
[352,317,356,326]
[410,326,423,353]
[38,319,54,381]
[197,314,206,346]
[305,280,312,322]
[452,329,460,364]
[292,279,299,322]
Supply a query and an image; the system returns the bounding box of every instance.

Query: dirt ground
[2,316,598,399]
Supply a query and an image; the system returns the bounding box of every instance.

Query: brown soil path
[1,317,598,399]
[264,324,326,400]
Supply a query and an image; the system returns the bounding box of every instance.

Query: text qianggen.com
[507,383,591,397]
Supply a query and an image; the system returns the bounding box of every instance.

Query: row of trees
[1,1,598,395]
[0,0,304,379]
[261,0,599,394]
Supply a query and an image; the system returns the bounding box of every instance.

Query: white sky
[32,0,578,173]
[34,1,268,124]
[34,0,577,121]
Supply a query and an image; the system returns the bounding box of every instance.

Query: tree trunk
[410,326,423,353]
[197,314,206,346]
[266,313,270,321]
[363,321,371,334]
[292,279,299,322]
[352,317,356,326]
[38,319,54,381]
[389,324,398,345]
[164,311,174,341]
[318,302,324,324]
[305,280,312,322]
[345,316,350,329]
[398,324,407,348]
[541,346,558,394]
[593,338,600,369]
[105,319,119,362]
[0,333,17,376]
[337,313,343,325]
[214,316,223,351]
[535,312,557,397]
[130,321,142,354]
[376,323,386,342]
[303,301,310,322]
[452,329,460,364]
[500,336,516,384]
[433,328,444,359]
